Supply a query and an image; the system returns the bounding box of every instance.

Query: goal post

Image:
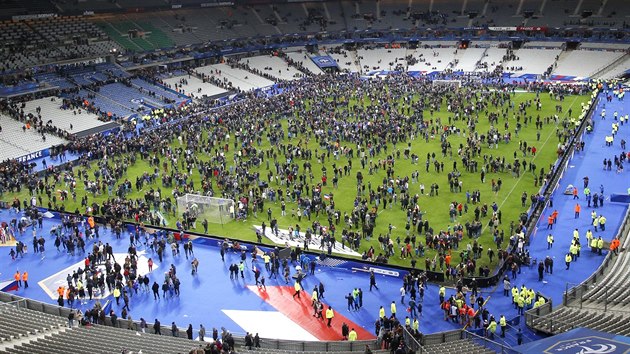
[432,79,462,89]
[176,194,235,225]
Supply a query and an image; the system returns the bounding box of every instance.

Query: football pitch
[12,88,589,270]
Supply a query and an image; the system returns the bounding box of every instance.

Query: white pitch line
[480,95,582,234]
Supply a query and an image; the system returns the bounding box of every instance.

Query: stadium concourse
[0,86,627,351]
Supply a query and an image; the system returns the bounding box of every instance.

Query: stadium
[0,0,628,353]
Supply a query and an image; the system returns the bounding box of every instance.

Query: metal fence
[0,291,379,352]
[0,298,27,310]
[563,206,630,311]
[402,327,522,354]
[2,290,541,354]
[251,338,377,352]
[523,310,578,335]
[421,329,462,347]
[525,201,630,334]
[461,330,520,354]
[524,301,553,328]
[401,325,427,353]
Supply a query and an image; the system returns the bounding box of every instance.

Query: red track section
[248,285,376,341]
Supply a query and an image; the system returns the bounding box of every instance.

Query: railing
[565,284,630,313]
[525,180,630,333]
[588,51,630,78]
[6,289,519,354]
[525,91,598,242]
[246,338,377,352]
[421,329,463,346]
[563,206,630,309]
[0,291,378,352]
[405,328,520,354]
[525,88,630,333]
[524,311,578,334]
[0,298,27,310]
[401,324,427,354]
[524,301,553,329]
[461,330,520,354]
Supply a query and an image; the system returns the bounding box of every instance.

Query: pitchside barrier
[523,91,598,239]
[458,89,601,289]
[0,98,604,352]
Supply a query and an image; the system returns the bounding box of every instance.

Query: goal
[432,79,462,89]
[176,194,235,225]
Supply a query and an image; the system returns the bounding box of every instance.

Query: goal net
[432,79,462,89]
[176,194,235,225]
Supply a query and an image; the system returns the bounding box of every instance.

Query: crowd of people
[0,57,621,354]
[0,69,596,279]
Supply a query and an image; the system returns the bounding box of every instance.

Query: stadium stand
[72,87,137,120]
[451,47,486,72]
[130,78,188,104]
[238,55,306,81]
[530,308,630,337]
[0,291,508,354]
[596,54,630,80]
[12,0,627,40]
[0,17,122,72]
[98,83,163,111]
[0,296,202,354]
[0,0,57,19]
[7,326,203,354]
[475,44,509,73]
[0,302,66,341]
[408,43,459,73]
[0,113,67,161]
[23,97,116,135]
[32,72,74,91]
[580,43,630,51]
[284,51,325,75]
[423,338,495,354]
[356,48,408,73]
[0,1,629,354]
[503,48,562,77]
[325,45,361,73]
[161,75,230,99]
[552,49,626,78]
[522,42,565,49]
[95,19,173,52]
[195,63,275,92]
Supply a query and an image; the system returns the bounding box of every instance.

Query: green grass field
[12,88,589,272]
